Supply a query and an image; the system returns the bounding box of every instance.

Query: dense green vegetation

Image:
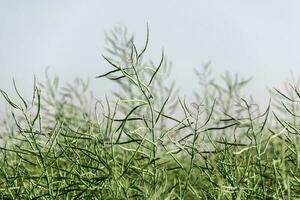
[0,27,300,199]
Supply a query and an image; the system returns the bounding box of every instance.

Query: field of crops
[1,28,300,199]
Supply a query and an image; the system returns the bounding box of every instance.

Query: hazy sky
[1,0,300,112]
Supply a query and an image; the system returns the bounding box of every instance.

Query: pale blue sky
[1,0,300,111]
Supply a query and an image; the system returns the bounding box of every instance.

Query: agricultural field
[1,28,300,199]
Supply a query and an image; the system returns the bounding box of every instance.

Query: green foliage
[0,27,300,199]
